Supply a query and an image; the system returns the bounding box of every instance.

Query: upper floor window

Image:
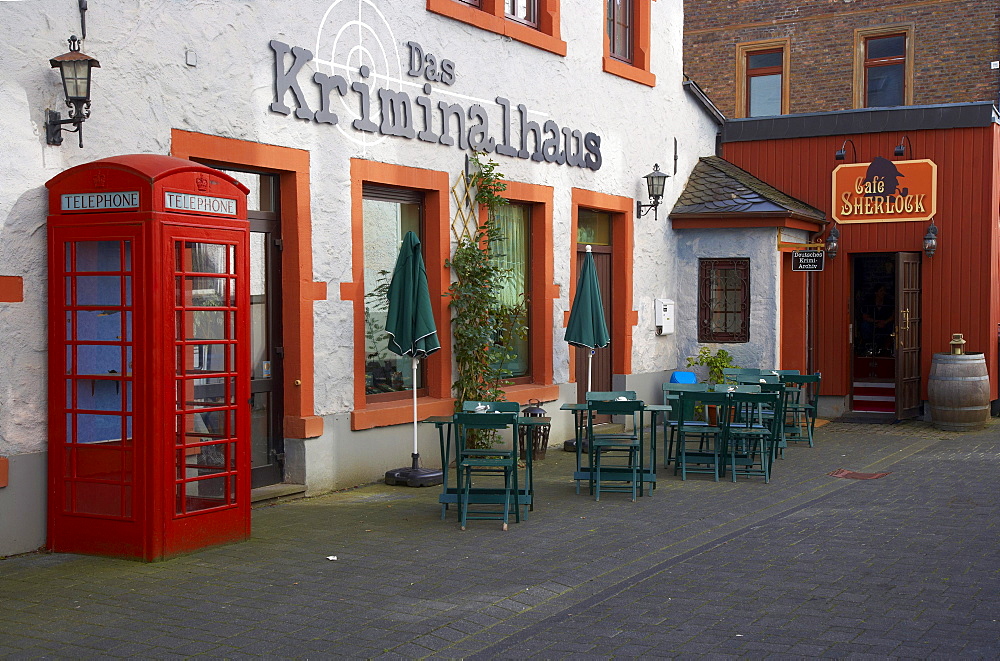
[603,0,654,86]
[864,34,906,107]
[506,0,538,27]
[853,25,913,109]
[427,0,565,56]
[698,258,750,343]
[736,40,789,118]
[607,0,633,63]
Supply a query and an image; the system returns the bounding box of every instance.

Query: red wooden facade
[723,124,1000,404]
[46,155,252,561]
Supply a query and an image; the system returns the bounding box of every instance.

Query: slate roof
[671,156,825,221]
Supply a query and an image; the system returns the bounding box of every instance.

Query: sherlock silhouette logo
[832,158,937,223]
[268,38,603,171]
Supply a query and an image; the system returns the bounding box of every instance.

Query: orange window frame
[568,188,637,380]
[603,0,655,87]
[171,129,324,440]
[427,0,566,56]
[347,160,454,430]
[477,180,559,404]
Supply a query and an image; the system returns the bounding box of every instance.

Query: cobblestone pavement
[1,419,998,658]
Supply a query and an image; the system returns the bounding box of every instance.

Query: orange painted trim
[780,254,808,372]
[0,456,8,488]
[570,188,636,379]
[0,276,23,302]
[427,0,566,56]
[349,159,452,431]
[503,383,560,404]
[170,129,323,439]
[603,0,655,87]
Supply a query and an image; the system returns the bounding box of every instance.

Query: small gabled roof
[670,156,826,229]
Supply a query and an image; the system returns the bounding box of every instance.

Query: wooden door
[575,245,613,404]
[895,252,921,419]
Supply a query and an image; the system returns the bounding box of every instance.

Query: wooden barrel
[927,353,991,431]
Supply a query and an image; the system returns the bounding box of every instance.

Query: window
[736,40,789,118]
[427,0,565,56]
[854,25,913,108]
[698,259,750,343]
[603,0,654,86]
[506,0,537,27]
[362,185,424,401]
[864,34,905,107]
[607,0,633,63]
[493,203,530,379]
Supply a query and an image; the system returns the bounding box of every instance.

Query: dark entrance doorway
[216,168,285,487]
[850,252,921,419]
[575,209,613,407]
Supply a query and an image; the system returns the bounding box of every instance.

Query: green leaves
[686,347,739,385]
[447,153,527,445]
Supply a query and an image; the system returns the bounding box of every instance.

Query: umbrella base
[385,455,442,487]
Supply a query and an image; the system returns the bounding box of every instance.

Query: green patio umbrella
[565,245,610,398]
[383,231,443,487]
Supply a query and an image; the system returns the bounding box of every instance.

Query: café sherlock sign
[267,40,603,170]
[832,158,937,223]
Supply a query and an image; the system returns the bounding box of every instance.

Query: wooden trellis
[450,170,478,245]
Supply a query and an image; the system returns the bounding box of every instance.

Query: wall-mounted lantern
[636,164,669,220]
[834,139,857,162]
[894,135,913,158]
[923,218,938,257]
[45,36,100,148]
[824,225,840,258]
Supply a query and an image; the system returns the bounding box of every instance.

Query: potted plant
[686,347,739,424]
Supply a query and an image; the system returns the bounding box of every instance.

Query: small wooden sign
[792,250,825,271]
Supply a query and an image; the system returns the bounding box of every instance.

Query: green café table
[422,414,549,521]
[560,402,669,497]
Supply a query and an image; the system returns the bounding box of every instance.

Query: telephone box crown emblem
[92,172,106,188]
[195,174,209,192]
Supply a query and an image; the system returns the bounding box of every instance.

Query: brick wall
[683,0,1000,116]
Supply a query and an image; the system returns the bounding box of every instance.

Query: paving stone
[1,420,999,658]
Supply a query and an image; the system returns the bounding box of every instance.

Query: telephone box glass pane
[75,310,123,341]
[183,310,227,340]
[76,344,123,375]
[185,276,227,307]
[187,244,229,274]
[75,379,124,411]
[75,277,121,306]
[74,241,122,271]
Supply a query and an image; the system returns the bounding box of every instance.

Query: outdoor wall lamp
[636,164,669,220]
[834,139,857,162]
[45,35,100,148]
[825,225,840,258]
[923,218,938,257]
[894,135,913,158]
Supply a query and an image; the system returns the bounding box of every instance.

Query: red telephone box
[45,155,251,561]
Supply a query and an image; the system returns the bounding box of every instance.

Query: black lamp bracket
[636,196,661,220]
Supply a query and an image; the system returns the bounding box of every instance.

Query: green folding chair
[780,373,821,447]
[454,411,520,530]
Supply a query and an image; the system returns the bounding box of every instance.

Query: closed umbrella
[564,245,610,398]
[383,231,443,487]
